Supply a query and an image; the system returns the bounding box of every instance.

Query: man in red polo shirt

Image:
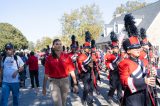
[26,51,39,90]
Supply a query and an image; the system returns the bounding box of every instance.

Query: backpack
[2,55,25,80]
[2,55,18,68]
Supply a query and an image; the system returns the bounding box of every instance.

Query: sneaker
[35,87,39,93]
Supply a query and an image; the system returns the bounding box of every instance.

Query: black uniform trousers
[81,71,94,104]
[108,71,122,99]
[123,89,148,106]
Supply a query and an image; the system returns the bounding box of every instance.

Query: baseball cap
[5,43,14,49]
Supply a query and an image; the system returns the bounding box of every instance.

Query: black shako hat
[123,14,141,51]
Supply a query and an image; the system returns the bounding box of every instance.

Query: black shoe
[82,99,87,106]
[87,99,94,106]
[87,102,93,106]
[107,97,113,104]
[116,97,122,105]
[96,90,100,95]
[71,88,73,92]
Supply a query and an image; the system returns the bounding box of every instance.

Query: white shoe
[35,87,39,94]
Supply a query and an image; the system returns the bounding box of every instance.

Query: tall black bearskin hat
[110,31,119,48]
[140,28,148,46]
[70,35,79,49]
[123,14,141,51]
[46,45,50,51]
[91,39,96,51]
[62,46,65,51]
[84,31,91,48]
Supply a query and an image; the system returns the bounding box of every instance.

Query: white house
[96,0,160,51]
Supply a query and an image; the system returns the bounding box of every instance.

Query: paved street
[0,65,122,106]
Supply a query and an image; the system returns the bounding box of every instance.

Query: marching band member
[105,31,122,104]
[118,14,156,106]
[77,31,95,106]
[68,35,80,93]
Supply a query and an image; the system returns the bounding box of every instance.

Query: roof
[96,35,110,44]
[110,0,160,30]
[96,0,160,44]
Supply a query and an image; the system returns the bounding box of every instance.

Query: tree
[60,4,104,46]
[114,1,147,16]
[35,39,41,51]
[35,36,52,51]
[0,23,28,51]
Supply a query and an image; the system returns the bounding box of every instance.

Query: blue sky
[0,0,158,43]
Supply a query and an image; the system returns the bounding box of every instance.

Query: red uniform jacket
[118,58,147,93]
[92,52,101,73]
[92,52,99,63]
[105,53,118,70]
[68,52,79,62]
[77,53,92,72]
[78,52,98,89]
[68,52,80,74]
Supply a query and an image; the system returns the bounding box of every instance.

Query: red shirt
[104,53,116,70]
[26,55,38,71]
[45,52,75,78]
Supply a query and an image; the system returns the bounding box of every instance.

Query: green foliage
[35,36,52,51]
[114,1,147,15]
[60,4,104,46]
[0,23,28,51]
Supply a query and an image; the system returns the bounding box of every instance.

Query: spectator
[26,51,39,91]
[0,43,24,106]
